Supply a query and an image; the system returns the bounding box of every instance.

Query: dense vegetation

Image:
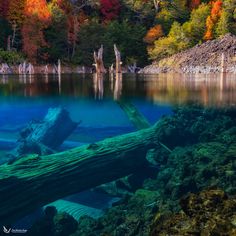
[0,0,235,66]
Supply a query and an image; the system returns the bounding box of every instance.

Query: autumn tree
[144,24,163,44]
[7,0,26,49]
[0,0,9,19]
[22,0,51,62]
[56,0,90,59]
[204,0,223,40]
[100,0,121,21]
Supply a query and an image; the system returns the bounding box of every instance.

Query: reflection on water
[145,73,236,106]
[93,73,104,100]
[113,73,123,101]
[0,73,236,106]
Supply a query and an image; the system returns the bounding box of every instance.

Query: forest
[0,0,235,67]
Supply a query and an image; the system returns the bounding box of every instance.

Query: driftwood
[0,63,12,74]
[154,0,161,12]
[18,62,34,75]
[7,107,78,162]
[0,122,162,224]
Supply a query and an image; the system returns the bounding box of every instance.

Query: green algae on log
[0,122,162,224]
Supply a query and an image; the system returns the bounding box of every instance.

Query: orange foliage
[22,0,51,62]
[204,0,222,40]
[24,0,51,20]
[144,24,163,44]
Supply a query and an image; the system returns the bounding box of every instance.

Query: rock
[28,208,78,236]
[150,189,236,236]
[140,34,236,74]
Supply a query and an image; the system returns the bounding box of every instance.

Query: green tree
[104,20,148,66]
[76,20,147,66]
[183,3,210,45]
[74,22,106,65]
[0,18,11,49]
[149,21,189,60]
[216,0,236,36]
[44,2,68,62]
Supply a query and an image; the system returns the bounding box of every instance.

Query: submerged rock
[150,189,236,236]
[27,207,78,236]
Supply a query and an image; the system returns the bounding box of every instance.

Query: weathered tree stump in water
[0,123,162,224]
[7,107,78,162]
[114,44,122,74]
[93,45,106,74]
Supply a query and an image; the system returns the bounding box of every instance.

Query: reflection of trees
[93,73,104,100]
[145,73,236,106]
[113,73,122,100]
[0,74,236,106]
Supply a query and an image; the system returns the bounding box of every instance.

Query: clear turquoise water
[0,73,236,231]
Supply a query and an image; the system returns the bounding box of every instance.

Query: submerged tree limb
[117,100,172,153]
[116,100,151,130]
[0,123,162,224]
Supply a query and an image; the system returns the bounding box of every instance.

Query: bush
[0,49,24,64]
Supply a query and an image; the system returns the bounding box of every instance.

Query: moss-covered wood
[117,100,151,130]
[0,123,161,224]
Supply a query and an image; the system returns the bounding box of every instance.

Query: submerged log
[117,100,151,130]
[0,123,161,224]
[7,107,78,162]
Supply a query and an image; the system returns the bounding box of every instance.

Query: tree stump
[114,44,122,74]
[93,45,106,74]
[7,107,78,162]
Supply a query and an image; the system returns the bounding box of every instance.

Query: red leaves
[100,0,121,21]
[0,0,10,18]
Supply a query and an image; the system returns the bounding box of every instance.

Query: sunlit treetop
[24,0,51,21]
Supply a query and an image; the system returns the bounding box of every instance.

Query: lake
[0,73,236,234]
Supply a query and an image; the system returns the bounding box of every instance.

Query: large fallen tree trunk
[0,123,162,224]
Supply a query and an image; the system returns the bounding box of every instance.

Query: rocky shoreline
[140,34,236,74]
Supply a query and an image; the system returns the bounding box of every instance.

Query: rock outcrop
[140,34,236,74]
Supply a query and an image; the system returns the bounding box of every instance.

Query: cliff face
[140,34,236,74]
